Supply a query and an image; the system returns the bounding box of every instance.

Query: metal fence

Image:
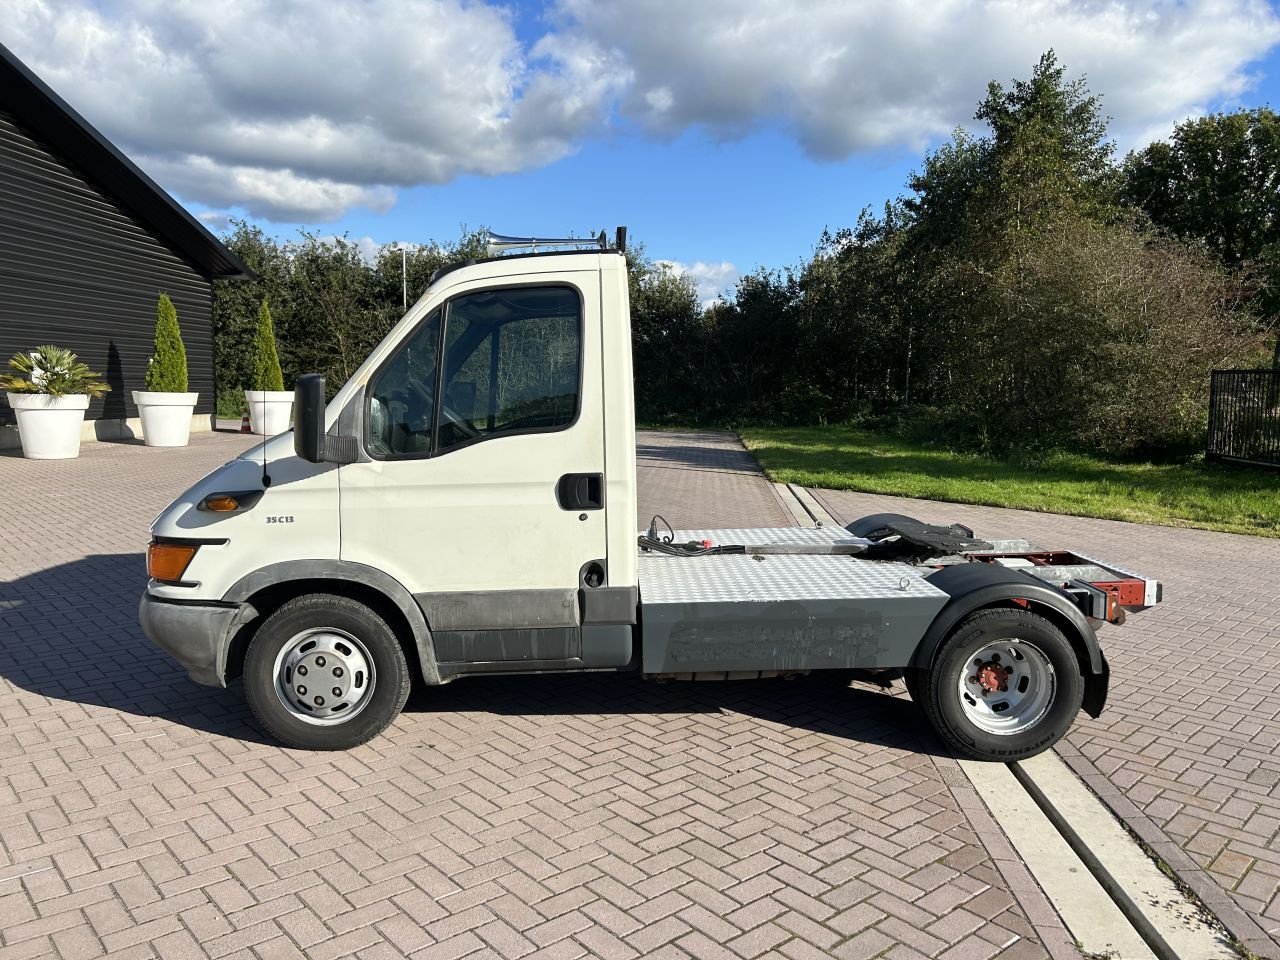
[1207,370,1280,467]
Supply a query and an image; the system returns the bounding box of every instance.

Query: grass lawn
[739,426,1280,538]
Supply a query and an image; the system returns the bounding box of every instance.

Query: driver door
[339,272,608,670]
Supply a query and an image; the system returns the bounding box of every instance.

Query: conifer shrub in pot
[132,293,199,446]
[244,298,292,435]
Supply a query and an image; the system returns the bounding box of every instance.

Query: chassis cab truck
[140,232,1160,759]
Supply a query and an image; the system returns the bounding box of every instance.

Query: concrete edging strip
[957,758,1158,959]
[771,482,815,527]
[1012,752,1236,960]
[787,483,840,526]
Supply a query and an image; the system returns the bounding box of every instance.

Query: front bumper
[139,592,250,687]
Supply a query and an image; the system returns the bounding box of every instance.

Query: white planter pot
[245,389,294,436]
[132,390,199,447]
[6,392,91,459]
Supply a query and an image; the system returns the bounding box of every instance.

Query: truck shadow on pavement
[636,439,763,475]
[408,672,948,758]
[0,552,274,745]
[0,553,946,757]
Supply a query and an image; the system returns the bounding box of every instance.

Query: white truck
[140,230,1160,760]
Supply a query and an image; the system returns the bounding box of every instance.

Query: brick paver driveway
[1,430,1077,960]
[813,488,1280,958]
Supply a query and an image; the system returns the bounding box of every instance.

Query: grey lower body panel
[638,535,950,674]
[419,585,638,675]
[415,589,579,630]
[640,596,946,673]
[139,592,249,687]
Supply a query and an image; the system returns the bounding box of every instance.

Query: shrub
[251,298,285,391]
[145,293,189,392]
[0,345,109,398]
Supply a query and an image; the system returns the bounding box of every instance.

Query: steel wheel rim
[957,638,1055,735]
[272,627,375,726]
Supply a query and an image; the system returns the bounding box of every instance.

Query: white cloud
[196,211,231,232]
[552,0,1280,154]
[5,0,622,221]
[658,259,740,306]
[5,0,1278,224]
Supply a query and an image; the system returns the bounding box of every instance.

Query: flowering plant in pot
[244,298,292,435]
[132,293,199,446]
[1,345,110,459]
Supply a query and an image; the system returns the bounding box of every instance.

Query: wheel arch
[221,560,441,687]
[913,563,1109,718]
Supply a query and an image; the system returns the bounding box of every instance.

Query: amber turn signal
[147,541,199,582]
[203,495,240,512]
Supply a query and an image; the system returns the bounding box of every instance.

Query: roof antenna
[261,402,273,488]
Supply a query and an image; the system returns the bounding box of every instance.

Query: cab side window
[436,287,581,452]
[367,309,441,457]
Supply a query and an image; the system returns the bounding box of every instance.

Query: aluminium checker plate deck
[637,528,950,675]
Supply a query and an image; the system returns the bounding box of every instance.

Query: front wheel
[244,594,411,749]
[918,607,1084,761]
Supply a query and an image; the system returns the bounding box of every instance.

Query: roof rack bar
[485,232,606,256]
[484,227,627,257]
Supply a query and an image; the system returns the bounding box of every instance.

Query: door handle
[557,473,604,511]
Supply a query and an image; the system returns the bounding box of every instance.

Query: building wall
[0,107,215,425]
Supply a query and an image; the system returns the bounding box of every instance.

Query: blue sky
[330,129,922,294]
[8,0,1280,300]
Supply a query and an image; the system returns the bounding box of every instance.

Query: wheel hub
[974,661,1010,694]
[272,628,374,725]
[957,639,1055,736]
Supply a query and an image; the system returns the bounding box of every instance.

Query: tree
[905,50,1116,259]
[711,267,800,419]
[1121,108,1280,359]
[287,233,375,391]
[368,229,490,338]
[210,225,490,411]
[975,49,1116,201]
[145,293,189,392]
[627,244,708,421]
[251,299,285,392]
[212,221,292,413]
[792,207,912,420]
[897,51,1261,453]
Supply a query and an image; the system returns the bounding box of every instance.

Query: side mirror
[294,373,326,463]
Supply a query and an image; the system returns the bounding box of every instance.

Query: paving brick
[815,485,1280,955]
[0,430,1065,960]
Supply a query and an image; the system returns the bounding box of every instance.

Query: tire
[845,512,921,539]
[243,593,411,750]
[918,608,1084,761]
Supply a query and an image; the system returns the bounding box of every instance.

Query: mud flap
[1081,651,1109,718]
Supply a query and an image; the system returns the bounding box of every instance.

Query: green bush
[216,388,246,419]
[145,293,189,392]
[251,298,285,391]
[0,345,109,397]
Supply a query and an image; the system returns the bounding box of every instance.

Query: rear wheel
[244,594,410,750]
[919,607,1083,761]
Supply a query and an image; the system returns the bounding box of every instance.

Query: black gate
[1207,370,1280,467]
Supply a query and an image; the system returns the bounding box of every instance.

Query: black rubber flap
[866,520,993,560]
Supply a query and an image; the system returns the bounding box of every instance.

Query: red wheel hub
[977,663,1007,691]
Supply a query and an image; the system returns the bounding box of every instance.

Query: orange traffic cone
[240,404,252,433]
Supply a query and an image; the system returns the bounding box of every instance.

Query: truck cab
[141,232,1157,758]
[143,243,642,746]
